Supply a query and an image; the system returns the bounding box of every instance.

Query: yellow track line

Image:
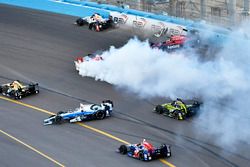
[0,129,65,167]
[160,159,176,167]
[0,96,54,115]
[76,122,130,145]
[0,96,175,167]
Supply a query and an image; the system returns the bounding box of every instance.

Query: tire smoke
[78,23,250,146]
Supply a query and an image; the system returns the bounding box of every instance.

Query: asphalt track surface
[0,4,250,167]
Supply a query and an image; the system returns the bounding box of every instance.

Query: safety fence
[0,0,231,42]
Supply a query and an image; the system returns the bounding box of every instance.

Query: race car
[0,80,39,99]
[43,100,113,125]
[75,13,117,31]
[151,35,187,51]
[117,139,171,161]
[74,53,103,71]
[154,98,201,120]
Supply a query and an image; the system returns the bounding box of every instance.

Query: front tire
[138,152,144,161]
[76,18,86,26]
[155,105,164,114]
[119,145,128,154]
[54,115,62,124]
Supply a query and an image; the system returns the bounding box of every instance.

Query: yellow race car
[0,80,39,99]
[154,98,201,120]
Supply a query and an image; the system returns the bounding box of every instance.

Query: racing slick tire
[14,91,22,99]
[118,145,128,154]
[160,144,171,158]
[57,111,65,115]
[102,100,114,107]
[76,18,87,26]
[54,115,62,124]
[155,105,164,114]
[0,86,2,93]
[92,24,97,31]
[90,23,100,32]
[95,110,106,120]
[138,152,144,161]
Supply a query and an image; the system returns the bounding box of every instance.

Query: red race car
[151,35,187,51]
[117,139,171,161]
[75,53,103,71]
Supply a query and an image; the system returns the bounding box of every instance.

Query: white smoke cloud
[78,23,250,146]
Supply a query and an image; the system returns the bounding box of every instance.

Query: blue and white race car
[43,100,113,125]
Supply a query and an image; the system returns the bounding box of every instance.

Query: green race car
[154,99,201,120]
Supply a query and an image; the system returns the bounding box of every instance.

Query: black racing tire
[88,23,93,30]
[76,18,86,26]
[119,145,128,154]
[155,105,164,114]
[160,144,171,157]
[14,91,22,99]
[54,115,62,124]
[57,111,65,115]
[138,152,144,161]
[102,100,113,107]
[95,110,106,120]
[92,24,97,31]
[0,86,2,93]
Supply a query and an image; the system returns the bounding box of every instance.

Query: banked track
[0,4,249,167]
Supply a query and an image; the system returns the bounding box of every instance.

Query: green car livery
[154,99,201,120]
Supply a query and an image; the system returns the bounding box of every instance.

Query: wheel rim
[96,112,104,119]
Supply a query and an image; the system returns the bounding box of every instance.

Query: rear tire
[57,111,65,115]
[102,100,113,107]
[160,144,171,157]
[95,110,106,120]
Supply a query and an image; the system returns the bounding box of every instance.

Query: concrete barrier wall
[0,0,230,43]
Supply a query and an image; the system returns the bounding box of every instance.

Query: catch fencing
[85,0,250,28]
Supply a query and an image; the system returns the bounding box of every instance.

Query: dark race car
[117,139,171,161]
[43,100,113,125]
[75,13,117,31]
[0,80,39,99]
[154,98,201,120]
[151,35,187,51]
